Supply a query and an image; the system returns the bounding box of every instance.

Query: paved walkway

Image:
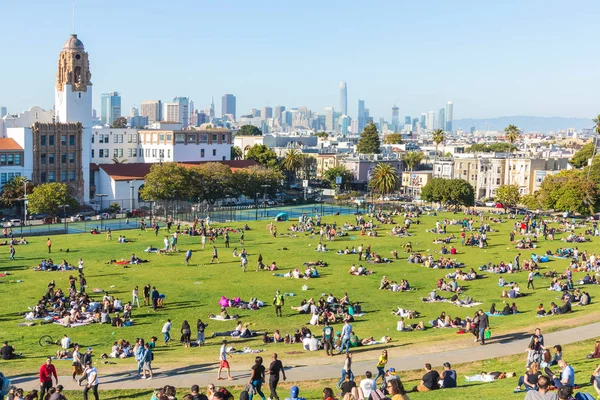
[11,322,600,390]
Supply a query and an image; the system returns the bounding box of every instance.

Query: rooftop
[62,34,85,51]
[0,138,23,151]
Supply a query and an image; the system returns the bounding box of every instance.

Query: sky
[1,0,599,121]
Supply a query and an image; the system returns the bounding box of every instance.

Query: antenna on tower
[72,0,76,33]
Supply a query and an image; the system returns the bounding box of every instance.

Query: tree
[369,163,399,195]
[466,143,516,153]
[281,149,304,184]
[568,142,594,168]
[238,125,262,136]
[383,133,403,145]
[587,114,600,180]
[1,176,34,210]
[495,184,521,209]
[108,202,121,214]
[401,151,424,171]
[315,132,329,139]
[188,163,235,205]
[504,124,520,184]
[110,117,127,128]
[232,166,283,203]
[246,144,278,169]
[521,192,544,211]
[432,129,445,159]
[27,182,78,217]
[421,178,474,210]
[231,146,243,160]
[139,163,189,201]
[538,170,600,215]
[111,156,127,164]
[323,165,354,190]
[298,155,317,181]
[356,122,381,154]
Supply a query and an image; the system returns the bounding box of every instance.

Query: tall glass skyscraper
[438,108,446,131]
[357,100,366,133]
[445,101,454,132]
[100,92,121,125]
[221,94,236,120]
[339,82,348,116]
[391,106,399,132]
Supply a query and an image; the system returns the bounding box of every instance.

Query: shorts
[143,361,152,371]
[220,360,230,369]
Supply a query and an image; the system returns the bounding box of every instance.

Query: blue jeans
[479,328,486,344]
[517,376,535,390]
[338,369,354,387]
[340,337,351,353]
[248,379,266,400]
[375,367,385,383]
[197,332,205,344]
[163,331,170,343]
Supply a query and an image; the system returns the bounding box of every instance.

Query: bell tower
[54,33,92,202]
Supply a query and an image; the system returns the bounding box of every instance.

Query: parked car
[97,212,115,220]
[8,219,23,227]
[78,210,96,217]
[73,214,92,221]
[495,203,504,208]
[131,209,151,217]
[42,216,54,224]
[484,201,496,207]
[30,213,49,220]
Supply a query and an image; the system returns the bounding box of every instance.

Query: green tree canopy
[246,144,279,168]
[237,125,262,136]
[1,175,34,209]
[466,143,517,153]
[401,151,424,171]
[139,163,189,201]
[383,133,403,144]
[188,163,235,204]
[315,132,329,139]
[323,165,354,190]
[356,122,381,154]
[232,166,283,202]
[538,170,599,215]
[231,146,243,160]
[110,117,127,128]
[494,184,521,209]
[421,178,475,210]
[27,182,79,216]
[369,163,399,195]
[569,142,594,168]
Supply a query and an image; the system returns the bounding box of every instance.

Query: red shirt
[39,363,57,383]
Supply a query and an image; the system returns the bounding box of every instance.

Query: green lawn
[1,210,600,379]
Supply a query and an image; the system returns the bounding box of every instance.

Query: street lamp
[59,204,69,233]
[129,180,135,213]
[261,184,271,218]
[96,194,108,230]
[255,192,260,220]
[23,178,29,227]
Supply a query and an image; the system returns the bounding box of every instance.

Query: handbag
[484,329,492,340]
[245,383,256,395]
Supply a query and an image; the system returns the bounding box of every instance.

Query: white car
[484,201,496,207]
[8,219,22,227]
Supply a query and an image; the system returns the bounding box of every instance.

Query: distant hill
[453,116,594,133]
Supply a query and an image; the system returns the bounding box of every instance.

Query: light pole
[23,178,29,226]
[255,192,260,220]
[59,204,69,233]
[225,195,230,222]
[129,180,135,213]
[261,184,270,218]
[96,194,107,230]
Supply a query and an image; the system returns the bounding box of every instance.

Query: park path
[11,322,600,390]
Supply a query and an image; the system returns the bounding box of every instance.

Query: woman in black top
[196,319,208,346]
[248,356,266,400]
[181,320,191,348]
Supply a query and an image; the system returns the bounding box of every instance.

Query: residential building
[401,171,433,196]
[342,153,404,188]
[222,94,236,120]
[432,158,454,180]
[140,100,162,123]
[100,92,121,125]
[0,138,25,189]
[505,156,568,195]
[339,82,348,116]
[91,127,140,164]
[316,153,344,178]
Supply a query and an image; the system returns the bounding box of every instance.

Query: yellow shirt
[377,355,387,368]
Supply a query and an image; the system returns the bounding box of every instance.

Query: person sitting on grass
[545,359,574,389]
[524,375,556,400]
[413,363,440,392]
[440,362,457,388]
[515,362,541,392]
[465,371,515,382]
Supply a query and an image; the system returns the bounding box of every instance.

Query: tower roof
[62,34,85,51]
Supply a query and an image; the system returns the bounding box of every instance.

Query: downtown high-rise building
[420,113,427,129]
[445,101,454,131]
[404,116,412,125]
[274,106,285,123]
[222,94,236,120]
[140,100,162,123]
[100,91,121,125]
[0,107,7,118]
[391,105,399,132]
[173,97,190,128]
[262,106,273,119]
[339,82,348,116]
[426,111,435,130]
[357,100,366,133]
[437,108,446,131]
[325,107,335,131]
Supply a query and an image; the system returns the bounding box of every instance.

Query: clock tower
[54,34,92,202]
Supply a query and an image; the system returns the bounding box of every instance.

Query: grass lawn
[1,210,600,379]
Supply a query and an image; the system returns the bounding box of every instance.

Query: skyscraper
[340,115,350,136]
[357,100,366,133]
[274,106,285,123]
[391,106,399,132]
[262,106,273,119]
[427,111,435,130]
[325,107,335,131]
[209,97,215,119]
[339,82,348,116]
[100,92,121,125]
[173,97,190,128]
[404,116,412,125]
[445,101,454,132]
[438,108,446,131]
[221,94,236,120]
[140,100,162,123]
[130,107,138,117]
[0,107,6,118]
[420,113,427,129]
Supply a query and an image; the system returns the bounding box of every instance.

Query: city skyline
[2,0,600,120]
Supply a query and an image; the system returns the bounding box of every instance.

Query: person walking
[82,361,99,400]
[478,309,490,345]
[268,353,286,400]
[527,270,535,290]
[47,238,52,253]
[181,320,191,348]
[143,284,151,306]
[132,286,140,308]
[162,319,172,345]
[39,357,58,398]
[375,350,388,383]
[72,344,83,381]
[217,340,233,380]
[273,290,284,317]
[322,321,334,356]
[248,356,267,400]
[339,320,352,354]
[211,246,220,264]
[337,352,354,388]
[141,343,153,380]
[256,253,263,271]
[224,232,230,248]
[151,287,159,311]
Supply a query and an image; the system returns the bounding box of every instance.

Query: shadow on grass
[489,331,530,344]
[103,390,154,400]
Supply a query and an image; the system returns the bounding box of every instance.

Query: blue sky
[1,0,599,121]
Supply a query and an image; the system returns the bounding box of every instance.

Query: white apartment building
[138,128,232,163]
[91,127,140,164]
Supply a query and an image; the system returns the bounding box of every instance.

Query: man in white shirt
[161,319,172,345]
[217,339,233,380]
[60,334,71,350]
[82,361,99,400]
[359,371,375,399]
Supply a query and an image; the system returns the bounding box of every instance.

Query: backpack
[574,393,596,400]
[218,387,234,400]
[238,390,249,400]
[369,389,390,400]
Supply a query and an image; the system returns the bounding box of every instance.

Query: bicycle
[38,335,57,347]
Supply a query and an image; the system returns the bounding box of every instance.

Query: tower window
[75,54,81,60]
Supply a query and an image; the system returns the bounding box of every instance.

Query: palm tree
[111,156,127,164]
[369,163,399,195]
[432,129,445,160]
[587,114,600,180]
[299,154,317,181]
[281,149,304,184]
[402,151,424,171]
[231,146,243,160]
[0,175,30,211]
[504,124,520,184]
